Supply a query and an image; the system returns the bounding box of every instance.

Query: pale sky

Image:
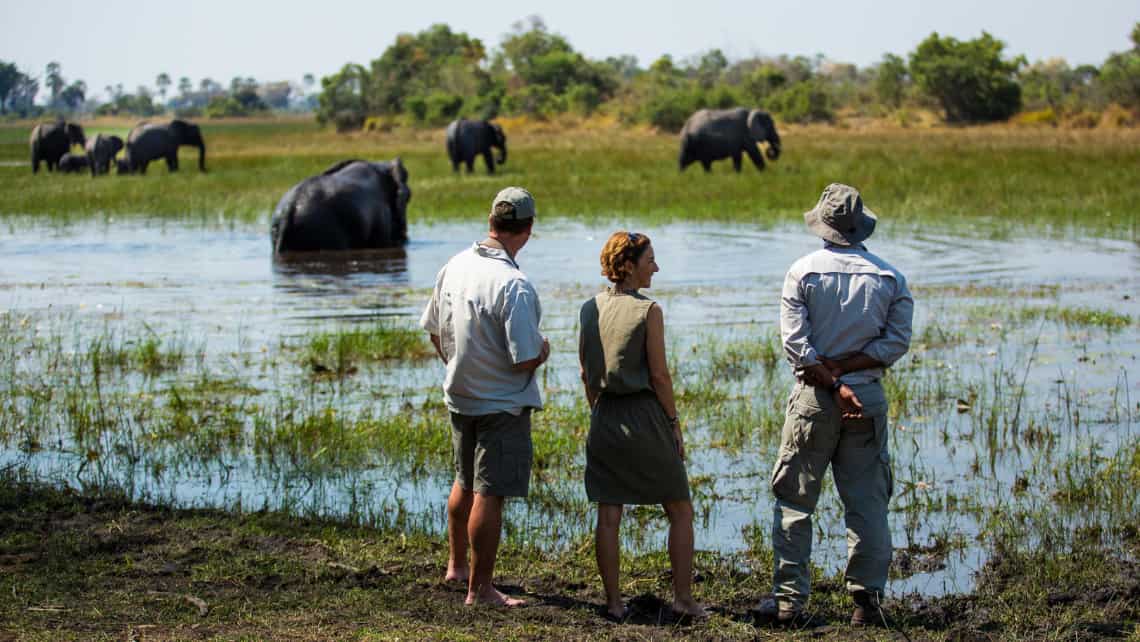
[2,0,1136,101]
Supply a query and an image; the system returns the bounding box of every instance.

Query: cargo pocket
[499,431,533,492]
[879,449,893,499]
[770,447,799,501]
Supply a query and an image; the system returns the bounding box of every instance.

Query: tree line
[316,17,1140,131]
[0,62,318,119]
[4,18,1138,129]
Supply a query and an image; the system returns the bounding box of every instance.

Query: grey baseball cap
[490,186,536,220]
[804,183,877,246]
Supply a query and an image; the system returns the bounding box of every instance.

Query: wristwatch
[830,379,844,392]
[667,414,680,426]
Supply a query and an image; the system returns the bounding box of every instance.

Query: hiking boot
[850,590,890,627]
[752,597,826,628]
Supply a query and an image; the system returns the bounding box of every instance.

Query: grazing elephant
[85,134,124,176]
[125,119,206,174]
[445,119,506,174]
[29,121,86,173]
[57,153,90,173]
[678,108,781,172]
[270,158,411,254]
[115,158,131,175]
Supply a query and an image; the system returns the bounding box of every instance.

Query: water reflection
[272,247,410,294]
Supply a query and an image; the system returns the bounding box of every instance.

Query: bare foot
[444,565,469,584]
[465,585,526,607]
[672,597,709,619]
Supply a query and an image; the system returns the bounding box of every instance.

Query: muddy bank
[1,479,1136,641]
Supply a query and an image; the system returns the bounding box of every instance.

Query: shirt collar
[473,241,519,269]
[823,240,868,251]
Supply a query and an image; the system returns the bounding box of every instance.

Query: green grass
[300,322,435,376]
[1,118,1138,237]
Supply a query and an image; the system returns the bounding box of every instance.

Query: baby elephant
[85,134,125,176]
[57,152,90,174]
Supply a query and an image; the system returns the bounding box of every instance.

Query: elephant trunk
[497,142,507,165]
[197,142,207,172]
[766,141,781,161]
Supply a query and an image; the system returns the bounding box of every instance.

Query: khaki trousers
[770,381,893,611]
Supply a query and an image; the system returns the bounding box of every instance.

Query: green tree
[874,53,907,109]
[0,61,22,114]
[366,23,487,115]
[60,80,86,111]
[156,73,171,103]
[497,16,616,107]
[1096,22,1140,108]
[45,61,64,108]
[909,32,1025,122]
[317,64,369,130]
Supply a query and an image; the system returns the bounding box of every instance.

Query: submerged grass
[300,322,434,376]
[1,118,1138,237]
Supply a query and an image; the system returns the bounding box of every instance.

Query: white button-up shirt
[421,243,544,415]
[779,242,914,384]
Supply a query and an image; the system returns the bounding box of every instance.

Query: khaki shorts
[450,410,533,497]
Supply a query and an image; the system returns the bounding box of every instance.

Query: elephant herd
[32,108,781,256]
[29,119,208,176]
[271,109,781,255]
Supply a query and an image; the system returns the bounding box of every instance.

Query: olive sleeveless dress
[579,288,690,504]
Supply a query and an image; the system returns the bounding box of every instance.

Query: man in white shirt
[420,186,550,607]
[756,183,913,628]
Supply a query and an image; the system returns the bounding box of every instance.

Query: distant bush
[332,110,365,133]
[1099,103,1137,128]
[1014,108,1058,126]
[768,81,834,123]
[1064,111,1100,129]
[641,87,703,132]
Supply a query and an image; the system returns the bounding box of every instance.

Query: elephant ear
[747,110,771,141]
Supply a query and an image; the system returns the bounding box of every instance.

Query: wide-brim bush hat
[804,183,877,246]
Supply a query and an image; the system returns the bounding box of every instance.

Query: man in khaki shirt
[756,183,913,628]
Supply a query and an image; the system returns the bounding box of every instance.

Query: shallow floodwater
[1,218,1137,598]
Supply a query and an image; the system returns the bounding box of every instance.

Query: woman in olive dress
[578,231,706,621]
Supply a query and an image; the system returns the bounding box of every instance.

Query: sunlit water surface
[1,218,1137,598]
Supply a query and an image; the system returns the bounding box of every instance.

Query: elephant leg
[139,161,148,175]
[451,160,460,173]
[744,144,767,171]
[166,153,178,172]
[482,150,495,174]
[700,159,712,172]
[732,151,743,173]
[465,158,475,173]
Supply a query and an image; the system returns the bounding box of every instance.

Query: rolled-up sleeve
[420,267,445,334]
[862,276,914,367]
[502,279,543,364]
[780,268,820,369]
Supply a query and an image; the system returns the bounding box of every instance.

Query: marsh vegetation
[0,119,1137,639]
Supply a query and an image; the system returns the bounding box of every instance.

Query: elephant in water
[29,121,86,173]
[270,158,411,254]
[445,119,506,174]
[678,108,781,172]
[57,153,90,173]
[125,119,206,174]
[85,134,124,176]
